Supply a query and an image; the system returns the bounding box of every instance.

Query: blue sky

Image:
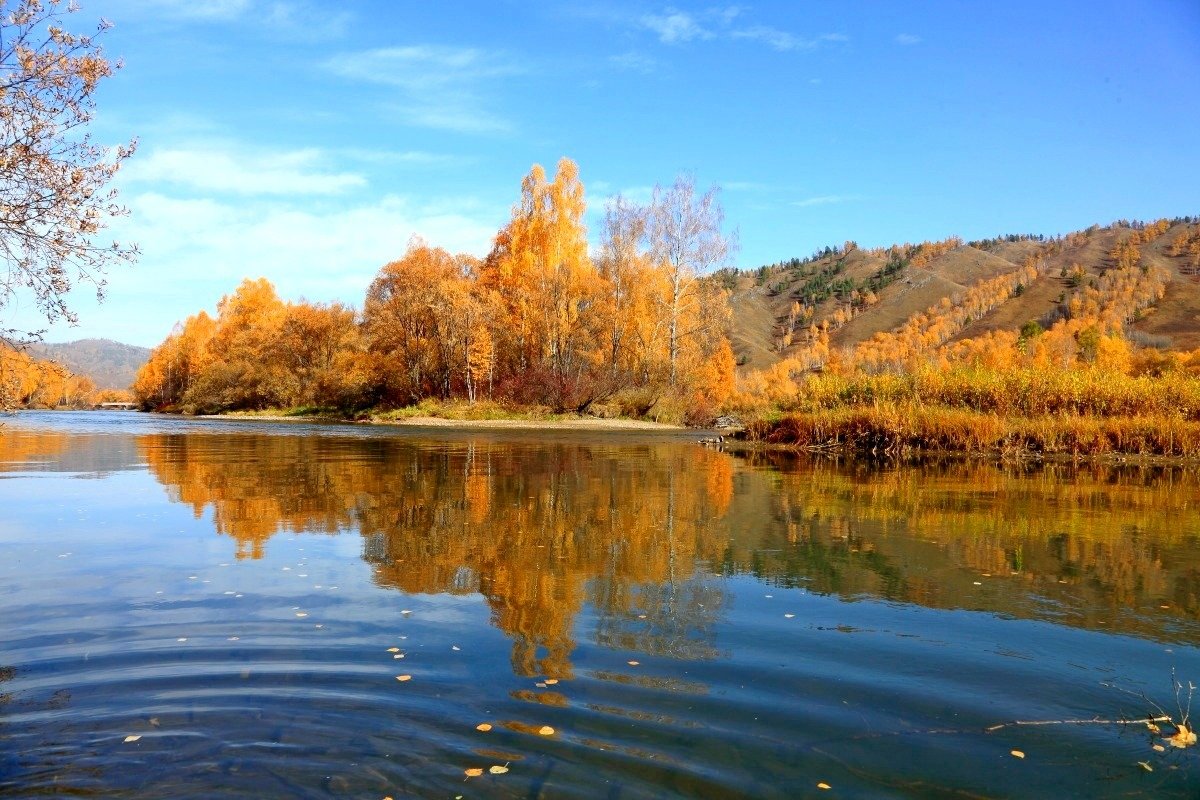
[8,0,1200,346]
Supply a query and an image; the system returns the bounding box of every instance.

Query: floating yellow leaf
[396,675,412,682]
[489,765,509,774]
[1138,761,1153,772]
[1167,723,1197,748]
[295,612,307,618]
[124,735,141,743]
[817,782,831,790]
[544,679,559,685]
[1152,744,1166,752]
[1147,722,1161,733]
[627,661,640,666]
[464,768,483,777]
[387,647,400,653]
[538,726,555,736]
[1011,750,1025,759]
[476,723,492,732]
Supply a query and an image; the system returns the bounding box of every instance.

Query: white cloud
[641,9,713,44]
[637,7,846,52]
[119,0,351,36]
[791,195,854,208]
[325,46,520,133]
[123,146,366,196]
[59,190,505,345]
[895,33,922,45]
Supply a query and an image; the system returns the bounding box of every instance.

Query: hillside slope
[729,218,1200,372]
[31,338,151,390]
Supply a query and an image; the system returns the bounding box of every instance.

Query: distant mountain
[30,338,151,390]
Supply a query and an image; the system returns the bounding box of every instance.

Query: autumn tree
[647,174,736,385]
[363,239,475,404]
[0,0,136,334]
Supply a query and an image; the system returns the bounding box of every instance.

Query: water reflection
[5,421,1200,796]
[4,425,1200,654]
[139,434,736,677]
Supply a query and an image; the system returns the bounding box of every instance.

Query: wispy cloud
[895,33,922,45]
[123,145,366,196]
[731,28,846,52]
[123,0,351,38]
[339,149,467,167]
[722,180,769,192]
[635,7,846,52]
[325,46,521,133]
[641,8,716,44]
[791,194,854,208]
[609,51,658,73]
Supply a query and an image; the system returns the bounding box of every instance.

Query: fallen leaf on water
[464,768,483,777]
[817,782,831,790]
[1167,723,1197,748]
[295,612,308,618]
[1147,722,1161,733]
[396,675,412,682]
[1153,744,1166,752]
[387,647,400,653]
[452,646,460,651]
[544,679,559,685]
[1139,761,1153,772]
[476,723,492,732]
[176,638,187,643]
[489,765,509,774]
[627,661,640,666]
[538,726,555,736]
[536,682,546,688]
[394,654,404,659]
[1011,750,1025,759]
[783,614,795,619]
[124,735,141,743]
[401,610,412,615]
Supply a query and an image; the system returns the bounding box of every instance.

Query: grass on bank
[744,404,1200,458]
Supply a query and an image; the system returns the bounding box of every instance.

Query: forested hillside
[729,217,1200,376]
[30,338,151,390]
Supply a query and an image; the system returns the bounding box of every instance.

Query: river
[1,411,1198,797]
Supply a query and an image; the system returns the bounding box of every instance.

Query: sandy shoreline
[202,413,693,433]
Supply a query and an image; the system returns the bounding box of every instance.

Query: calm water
[2,412,1199,798]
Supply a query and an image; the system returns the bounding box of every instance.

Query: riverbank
[202,401,691,434]
[743,403,1200,459]
[210,412,687,433]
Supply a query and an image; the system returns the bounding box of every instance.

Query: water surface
[2,411,1198,797]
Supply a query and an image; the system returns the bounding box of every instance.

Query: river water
[1,411,1198,798]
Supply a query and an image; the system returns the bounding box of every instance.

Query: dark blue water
[1,411,1198,797]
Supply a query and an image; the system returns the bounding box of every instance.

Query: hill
[31,338,151,390]
[728,217,1200,372]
